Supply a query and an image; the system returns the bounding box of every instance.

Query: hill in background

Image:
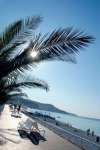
[9,97,76,116]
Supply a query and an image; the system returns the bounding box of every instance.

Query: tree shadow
[0,128,21,145]
[0,129,19,136]
[0,135,6,145]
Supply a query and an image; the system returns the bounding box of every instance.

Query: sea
[27,108,100,136]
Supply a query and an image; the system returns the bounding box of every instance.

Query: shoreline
[28,108,100,136]
[56,119,100,137]
[25,110,100,145]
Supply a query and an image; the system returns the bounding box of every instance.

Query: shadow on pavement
[18,130,28,139]
[18,130,46,145]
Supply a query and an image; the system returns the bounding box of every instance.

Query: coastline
[25,110,100,145]
[29,108,100,136]
[45,117,100,143]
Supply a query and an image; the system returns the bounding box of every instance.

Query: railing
[24,111,100,150]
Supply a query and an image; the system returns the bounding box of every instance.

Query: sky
[0,0,100,119]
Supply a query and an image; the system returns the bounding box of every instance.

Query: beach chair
[18,118,35,133]
[33,122,45,136]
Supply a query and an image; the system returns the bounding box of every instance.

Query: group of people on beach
[14,104,21,114]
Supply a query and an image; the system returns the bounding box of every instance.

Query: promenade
[0,105,82,150]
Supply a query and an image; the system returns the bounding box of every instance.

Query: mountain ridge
[10,97,76,116]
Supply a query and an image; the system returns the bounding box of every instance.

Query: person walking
[92,131,94,137]
[14,104,17,112]
[17,104,21,114]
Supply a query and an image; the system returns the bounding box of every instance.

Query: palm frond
[0,20,22,49]
[0,75,48,105]
[3,76,49,92]
[0,91,27,105]
[31,28,94,62]
[9,92,28,98]
[0,28,94,78]
[0,15,42,59]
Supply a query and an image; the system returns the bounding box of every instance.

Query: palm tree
[0,75,49,105]
[0,15,94,105]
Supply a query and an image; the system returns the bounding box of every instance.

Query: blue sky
[0,0,100,119]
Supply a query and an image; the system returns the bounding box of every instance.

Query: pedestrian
[87,129,90,135]
[14,104,17,112]
[17,104,21,114]
[92,131,94,137]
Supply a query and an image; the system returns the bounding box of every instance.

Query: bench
[18,118,35,133]
[33,122,45,136]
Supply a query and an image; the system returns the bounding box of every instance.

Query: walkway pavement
[0,105,82,150]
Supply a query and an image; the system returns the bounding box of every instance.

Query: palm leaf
[0,91,27,105]
[3,76,49,92]
[0,15,42,60]
[9,92,28,98]
[0,20,22,49]
[0,28,94,79]
[32,28,94,62]
[0,75,49,105]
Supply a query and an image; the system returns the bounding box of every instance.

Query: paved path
[0,105,82,150]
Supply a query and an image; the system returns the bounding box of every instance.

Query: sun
[30,51,38,58]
